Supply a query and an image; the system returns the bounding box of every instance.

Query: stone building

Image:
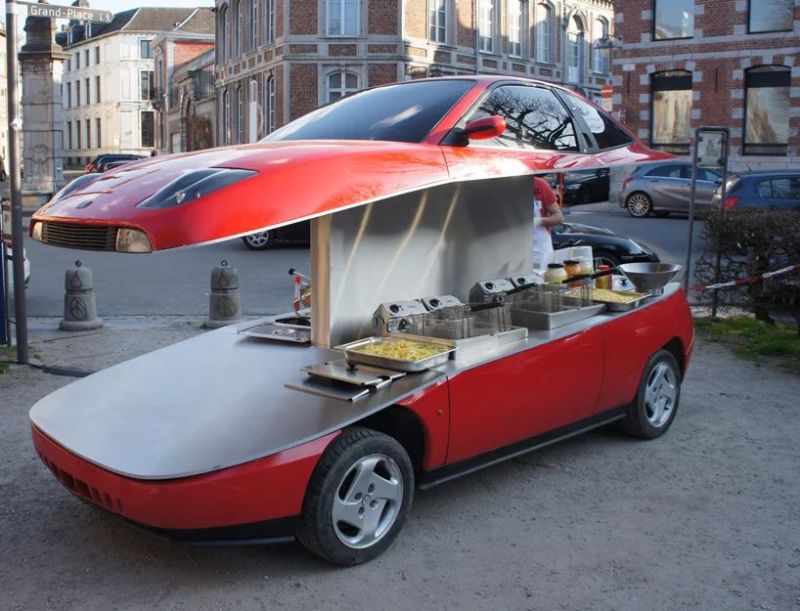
[150,9,215,153]
[612,0,799,171]
[57,7,212,167]
[215,0,615,145]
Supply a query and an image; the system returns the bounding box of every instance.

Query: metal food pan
[601,293,651,312]
[338,335,456,372]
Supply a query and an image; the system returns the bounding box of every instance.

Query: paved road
[20,203,705,317]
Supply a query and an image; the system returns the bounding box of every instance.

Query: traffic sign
[15,1,113,23]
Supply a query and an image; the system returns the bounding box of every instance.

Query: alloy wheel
[644,362,677,427]
[626,193,652,217]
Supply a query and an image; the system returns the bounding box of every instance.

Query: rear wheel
[593,250,621,269]
[625,192,653,218]
[620,350,681,439]
[297,428,413,566]
[241,231,274,250]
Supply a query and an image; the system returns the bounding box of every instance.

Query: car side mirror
[463,116,506,141]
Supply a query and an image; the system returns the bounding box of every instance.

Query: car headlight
[31,221,43,242]
[116,228,152,253]
[137,168,257,209]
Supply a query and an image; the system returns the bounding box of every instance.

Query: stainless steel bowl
[618,263,682,294]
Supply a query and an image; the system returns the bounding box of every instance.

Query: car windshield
[262,80,474,144]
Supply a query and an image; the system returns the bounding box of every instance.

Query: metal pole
[684,129,699,293]
[6,0,29,363]
[710,163,728,320]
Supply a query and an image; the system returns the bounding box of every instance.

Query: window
[95,76,101,103]
[84,49,89,66]
[140,39,152,59]
[468,85,578,151]
[237,85,246,143]
[265,75,276,134]
[654,0,694,40]
[94,46,100,64]
[536,3,552,63]
[76,120,82,149]
[66,82,72,108]
[651,71,692,154]
[250,0,258,50]
[566,16,585,83]
[559,91,632,150]
[76,80,81,106]
[264,79,473,144]
[756,176,800,200]
[141,111,155,147]
[233,1,242,55]
[66,56,71,71]
[646,164,685,179]
[326,70,359,102]
[75,52,80,69]
[749,0,794,33]
[140,71,154,100]
[429,0,447,44]
[221,88,229,145]
[85,78,90,104]
[96,118,102,148]
[219,6,228,62]
[86,119,91,150]
[66,121,72,149]
[593,18,609,74]
[478,0,495,53]
[264,0,275,43]
[744,66,790,156]
[327,0,360,36]
[508,0,523,57]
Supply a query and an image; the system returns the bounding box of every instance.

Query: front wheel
[297,428,414,566]
[241,231,274,250]
[620,350,681,439]
[625,192,653,218]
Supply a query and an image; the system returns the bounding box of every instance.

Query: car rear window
[262,80,474,144]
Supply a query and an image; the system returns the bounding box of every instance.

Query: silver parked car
[619,162,721,217]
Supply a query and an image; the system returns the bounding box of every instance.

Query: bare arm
[540,202,564,228]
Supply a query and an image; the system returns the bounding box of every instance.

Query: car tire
[593,250,621,269]
[620,350,681,440]
[297,427,414,566]
[241,231,275,250]
[625,192,653,218]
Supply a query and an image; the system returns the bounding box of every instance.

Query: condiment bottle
[564,259,581,287]
[595,264,613,290]
[544,263,568,286]
[577,256,594,277]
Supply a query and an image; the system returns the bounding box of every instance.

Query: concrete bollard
[203,260,241,329]
[60,260,103,331]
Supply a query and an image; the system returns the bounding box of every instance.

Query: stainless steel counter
[29,283,682,480]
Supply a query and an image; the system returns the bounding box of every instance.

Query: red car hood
[33,141,451,250]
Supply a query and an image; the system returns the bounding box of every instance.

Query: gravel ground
[1,318,799,611]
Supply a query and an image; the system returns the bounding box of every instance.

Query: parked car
[713,171,800,211]
[546,168,610,205]
[242,220,659,269]
[619,161,721,218]
[85,154,145,173]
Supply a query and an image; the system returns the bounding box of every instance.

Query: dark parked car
[619,161,721,217]
[243,220,659,268]
[547,168,610,205]
[85,154,145,173]
[713,171,800,211]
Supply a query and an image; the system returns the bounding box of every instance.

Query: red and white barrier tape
[692,263,800,292]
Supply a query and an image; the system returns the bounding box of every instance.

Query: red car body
[29,76,690,562]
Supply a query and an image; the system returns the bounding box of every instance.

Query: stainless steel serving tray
[337,335,456,372]
[510,303,605,330]
[238,320,311,344]
[599,293,652,312]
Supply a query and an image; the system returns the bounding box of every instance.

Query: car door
[693,168,721,210]
[646,164,688,211]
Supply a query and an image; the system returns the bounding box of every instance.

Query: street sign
[15,1,113,23]
[696,128,729,169]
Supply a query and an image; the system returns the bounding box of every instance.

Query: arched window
[507,0,525,58]
[593,17,609,74]
[264,0,275,43]
[251,1,259,50]
[651,70,692,154]
[567,16,585,83]
[326,71,359,103]
[744,65,790,155]
[536,3,553,63]
[265,75,276,134]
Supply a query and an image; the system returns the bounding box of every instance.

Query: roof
[173,48,216,80]
[57,7,214,48]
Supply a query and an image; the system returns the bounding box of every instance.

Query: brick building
[215,0,615,145]
[612,0,799,171]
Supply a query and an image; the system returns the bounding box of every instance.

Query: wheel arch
[355,406,427,475]
[661,336,686,379]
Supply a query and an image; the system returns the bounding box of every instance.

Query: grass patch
[695,316,800,374]
[0,344,15,374]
